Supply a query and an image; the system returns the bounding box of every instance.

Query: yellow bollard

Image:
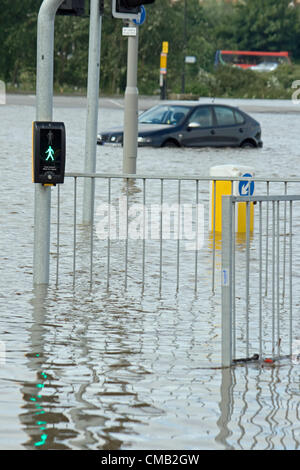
[209,165,255,234]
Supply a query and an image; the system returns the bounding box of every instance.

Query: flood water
[0,95,299,450]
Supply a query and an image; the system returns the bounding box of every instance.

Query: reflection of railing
[222,194,300,367]
[52,173,300,296]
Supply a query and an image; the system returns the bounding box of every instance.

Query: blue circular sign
[133,5,146,26]
[238,173,254,196]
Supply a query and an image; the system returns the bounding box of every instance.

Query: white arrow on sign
[241,181,250,196]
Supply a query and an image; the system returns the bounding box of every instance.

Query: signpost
[133,4,146,25]
[238,172,255,233]
[239,173,255,197]
[34,0,100,284]
[34,0,66,286]
[160,41,168,100]
[33,1,153,284]
[112,2,155,175]
[122,26,137,36]
[123,20,139,174]
[185,55,196,64]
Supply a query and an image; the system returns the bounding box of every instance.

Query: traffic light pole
[123,22,139,175]
[34,0,63,285]
[82,0,103,224]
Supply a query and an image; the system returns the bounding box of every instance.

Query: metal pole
[181,0,187,94]
[82,0,103,224]
[245,201,250,358]
[33,0,63,285]
[123,22,139,175]
[221,196,233,368]
[160,73,167,100]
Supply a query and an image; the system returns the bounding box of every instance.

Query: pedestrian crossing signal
[57,0,85,16]
[112,0,155,19]
[32,122,66,185]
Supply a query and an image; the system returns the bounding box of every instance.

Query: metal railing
[221,194,300,367]
[52,173,300,296]
[49,173,300,367]
[55,173,209,294]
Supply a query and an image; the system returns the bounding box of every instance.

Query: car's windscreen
[139,106,190,125]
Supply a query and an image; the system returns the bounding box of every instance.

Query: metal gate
[221,194,300,367]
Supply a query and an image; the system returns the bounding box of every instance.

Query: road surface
[5,93,300,113]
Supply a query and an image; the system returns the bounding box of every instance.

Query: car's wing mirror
[187,122,201,129]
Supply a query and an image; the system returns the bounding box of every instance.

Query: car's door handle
[210,129,216,135]
[239,128,244,133]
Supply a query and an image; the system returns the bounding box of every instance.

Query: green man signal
[32,122,66,185]
[45,145,55,161]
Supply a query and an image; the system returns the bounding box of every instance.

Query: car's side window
[189,107,213,127]
[139,106,169,124]
[234,110,245,125]
[214,106,236,126]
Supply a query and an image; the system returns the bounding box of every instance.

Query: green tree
[232,0,299,58]
[2,0,300,97]
[54,15,89,90]
[137,0,215,94]
[0,0,40,86]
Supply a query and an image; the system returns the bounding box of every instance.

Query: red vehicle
[215,50,290,71]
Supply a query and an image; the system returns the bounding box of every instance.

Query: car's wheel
[241,140,256,149]
[162,139,180,148]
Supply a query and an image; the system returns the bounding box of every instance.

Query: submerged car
[97,102,263,149]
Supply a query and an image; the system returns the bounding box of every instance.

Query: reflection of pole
[82,0,103,224]
[216,369,234,449]
[20,286,54,448]
[123,22,139,175]
[34,0,64,286]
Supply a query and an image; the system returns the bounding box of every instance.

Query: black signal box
[57,0,85,16]
[32,122,66,185]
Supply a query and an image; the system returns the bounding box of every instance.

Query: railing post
[221,195,233,367]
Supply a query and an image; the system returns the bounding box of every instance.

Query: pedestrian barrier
[50,173,300,366]
[221,194,300,367]
[52,173,300,294]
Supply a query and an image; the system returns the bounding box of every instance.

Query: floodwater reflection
[15,287,300,450]
[216,363,299,450]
